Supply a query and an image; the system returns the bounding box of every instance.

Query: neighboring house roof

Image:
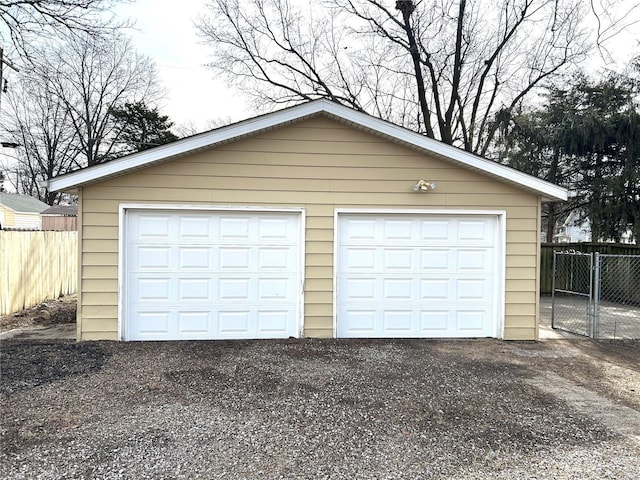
[561,210,581,227]
[40,205,78,216]
[0,193,49,214]
[554,211,590,241]
[48,99,568,201]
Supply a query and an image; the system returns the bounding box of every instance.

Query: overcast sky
[116,0,249,132]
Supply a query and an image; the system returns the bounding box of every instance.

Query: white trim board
[49,100,567,202]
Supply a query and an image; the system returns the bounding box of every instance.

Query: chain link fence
[552,252,640,340]
[594,255,640,339]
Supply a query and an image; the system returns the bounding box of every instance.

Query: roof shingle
[0,193,49,213]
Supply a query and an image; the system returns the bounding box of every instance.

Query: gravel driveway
[1,338,639,479]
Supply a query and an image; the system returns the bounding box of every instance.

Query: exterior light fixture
[413,180,436,192]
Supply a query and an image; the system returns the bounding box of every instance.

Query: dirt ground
[1,300,639,479]
[0,295,76,332]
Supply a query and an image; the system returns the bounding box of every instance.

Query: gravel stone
[1,338,638,479]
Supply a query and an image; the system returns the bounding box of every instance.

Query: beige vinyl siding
[0,205,16,227]
[78,116,541,340]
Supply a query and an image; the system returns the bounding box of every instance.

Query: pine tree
[495,73,640,242]
[109,101,179,156]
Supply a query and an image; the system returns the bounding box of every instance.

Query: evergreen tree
[109,101,179,156]
[495,73,640,242]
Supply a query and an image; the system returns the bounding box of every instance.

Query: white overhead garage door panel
[124,209,302,341]
[337,214,501,338]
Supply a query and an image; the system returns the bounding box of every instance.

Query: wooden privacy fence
[0,231,78,315]
[540,242,640,294]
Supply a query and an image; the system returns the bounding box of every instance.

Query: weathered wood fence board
[42,216,77,231]
[540,243,640,294]
[0,231,78,315]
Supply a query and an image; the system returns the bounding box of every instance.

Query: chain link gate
[552,252,594,337]
[552,252,640,339]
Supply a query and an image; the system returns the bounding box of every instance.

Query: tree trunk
[545,202,556,243]
[396,1,434,138]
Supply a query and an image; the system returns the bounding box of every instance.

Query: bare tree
[2,69,80,204]
[0,0,127,57]
[197,0,639,154]
[0,1,132,117]
[2,65,79,203]
[1,32,162,202]
[31,33,161,166]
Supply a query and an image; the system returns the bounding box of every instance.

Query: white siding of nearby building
[14,213,42,230]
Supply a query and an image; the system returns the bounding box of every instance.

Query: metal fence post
[551,252,557,329]
[593,253,600,340]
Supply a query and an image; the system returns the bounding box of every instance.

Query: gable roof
[41,205,78,216]
[48,99,567,201]
[0,193,49,214]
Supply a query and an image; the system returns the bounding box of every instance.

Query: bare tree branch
[1,30,162,206]
[197,0,636,153]
[0,0,130,60]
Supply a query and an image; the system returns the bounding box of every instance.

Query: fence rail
[541,243,640,294]
[0,231,78,315]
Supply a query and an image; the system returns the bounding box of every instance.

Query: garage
[48,100,567,341]
[123,208,303,341]
[336,212,502,338]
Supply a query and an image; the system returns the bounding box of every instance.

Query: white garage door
[337,213,501,338]
[124,209,302,341]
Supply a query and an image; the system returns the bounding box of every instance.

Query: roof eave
[0,204,17,213]
[319,107,568,202]
[0,204,46,214]
[47,103,325,193]
[48,99,568,201]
